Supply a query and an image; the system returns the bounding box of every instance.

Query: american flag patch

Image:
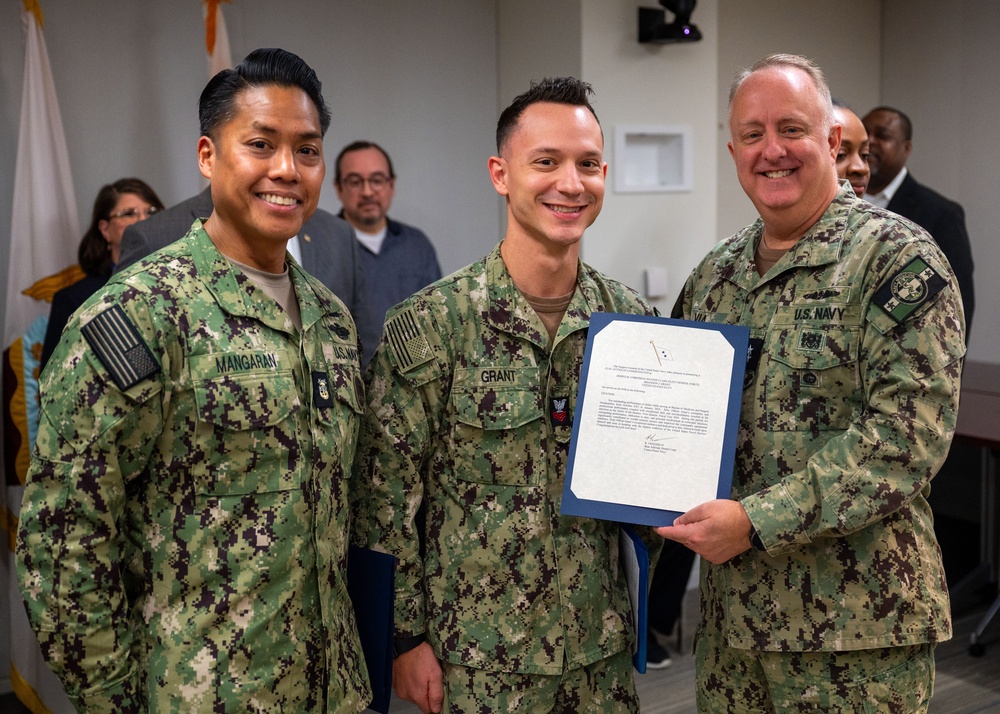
[384,307,433,372]
[81,305,159,390]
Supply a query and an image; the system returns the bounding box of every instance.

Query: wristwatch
[393,634,426,658]
[748,524,766,551]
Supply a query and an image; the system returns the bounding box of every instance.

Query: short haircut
[729,53,834,128]
[866,105,913,141]
[495,77,600,155]
[198,47,331,140]
[81,178,164,276]
[334,141,396,185]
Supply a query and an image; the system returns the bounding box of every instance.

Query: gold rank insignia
[312,371,334,407]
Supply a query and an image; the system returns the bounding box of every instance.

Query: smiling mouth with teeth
[260,193,299,206]
[547,204,583,213]
[763,170,793,178]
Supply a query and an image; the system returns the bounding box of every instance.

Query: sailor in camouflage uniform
[16,49,370,713]
[657,55,965,713]
[355,78,660,713]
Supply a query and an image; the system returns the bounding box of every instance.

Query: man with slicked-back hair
[18,48,371,713]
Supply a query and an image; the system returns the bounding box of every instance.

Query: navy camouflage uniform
[355,244,660,708]
[17,223,371,713]
[675,182,965,710]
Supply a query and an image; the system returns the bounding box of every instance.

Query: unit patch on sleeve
[81,305,159,390]
[873,257,946,323]
[384,307,434,372]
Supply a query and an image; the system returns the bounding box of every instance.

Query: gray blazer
[117,187,379,362]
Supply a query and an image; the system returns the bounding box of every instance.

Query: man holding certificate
[658,54,965,712]
[355,77,659,713]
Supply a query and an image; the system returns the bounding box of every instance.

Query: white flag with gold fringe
[4,3,78,712]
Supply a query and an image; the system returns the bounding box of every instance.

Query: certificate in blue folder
[347,544,396,714]
[561,313,748,527]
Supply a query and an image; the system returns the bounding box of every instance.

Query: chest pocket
[762,325,862,432]
[190,359,301,495]
[448,367,543,486]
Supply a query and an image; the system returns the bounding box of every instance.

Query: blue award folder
[619,525,650,673]
[561,313,749,527]
[347,544,396,714]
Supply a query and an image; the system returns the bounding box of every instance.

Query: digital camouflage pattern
[441,648,639,712]
[17,223,371,713]
[674,182,965,653]
[354,245,662,679]
[696,624,935,712]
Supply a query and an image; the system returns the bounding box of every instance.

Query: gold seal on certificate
[561,313,749,526]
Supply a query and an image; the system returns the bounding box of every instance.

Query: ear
[727,141,735,161]
[98,219,111,241]
[903,140,913,160]
[828,123,842,161]
[488,155,509,197]
[197,135,215,181]
[601,161,608,180]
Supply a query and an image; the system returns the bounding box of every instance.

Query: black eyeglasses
[340,174,392,192]
[108,206,160,221]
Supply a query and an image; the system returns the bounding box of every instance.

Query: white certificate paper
[561,313,749,527]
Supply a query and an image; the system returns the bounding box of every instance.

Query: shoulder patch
[384,307,434,372]
[81,305,159,390]
[873,257,946,323]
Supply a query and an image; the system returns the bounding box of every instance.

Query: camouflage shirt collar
[188,223,338,332]
[724,182,856,289]
[484,244,601,346]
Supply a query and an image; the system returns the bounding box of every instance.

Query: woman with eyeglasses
[40,177,164,369]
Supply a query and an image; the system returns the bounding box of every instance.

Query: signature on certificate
[643,433,678,454]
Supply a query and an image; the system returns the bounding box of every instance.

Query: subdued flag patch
[873,257,946,324]
[81,305,158,390]
[384,308,433,372]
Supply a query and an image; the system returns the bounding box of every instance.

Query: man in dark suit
[863,106,975,335]
[118,186,379,359]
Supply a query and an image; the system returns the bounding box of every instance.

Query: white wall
[881,0,999,362]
